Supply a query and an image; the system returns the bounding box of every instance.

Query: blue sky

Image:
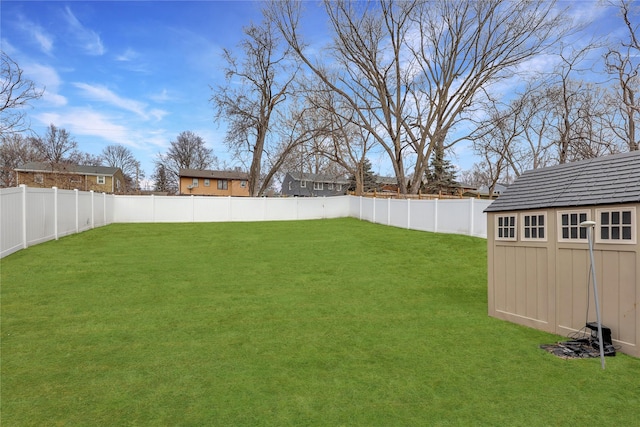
[2,1,275,181]
[0,0,632,183]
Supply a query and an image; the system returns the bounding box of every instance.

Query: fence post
[433,198,438,233]
[373,197,377,223]
[469,198,475,237]
[53,187,59,240]
[75,189,79,233]
[20,184,27,249]
[151,194,155,222]
[90,190,95,229]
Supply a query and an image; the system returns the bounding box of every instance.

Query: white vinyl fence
[1,186,493,258]
[1,185,114,258]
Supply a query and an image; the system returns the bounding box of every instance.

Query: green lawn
[1,218,638,426]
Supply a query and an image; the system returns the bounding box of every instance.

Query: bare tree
[32,124,79,167]
[212,16,299,196]
[1,52,44,137]
[304,83,375,195]
[101,144,143,192]
[269,0,567,194]
[155,131,216,194]
[604,0,640,151]
[0,133,42,187]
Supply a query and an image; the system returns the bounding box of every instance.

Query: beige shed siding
[492,244,550,327]
[488,204,640,357]
[556,248,590,333]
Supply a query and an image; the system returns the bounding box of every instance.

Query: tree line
[2,0,639,196]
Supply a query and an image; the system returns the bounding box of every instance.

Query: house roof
[16,162,121,176]
[179,168,248,180]
[484,150,640,212]
[287,172,349,184]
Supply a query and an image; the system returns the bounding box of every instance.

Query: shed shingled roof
[484,150,640,212]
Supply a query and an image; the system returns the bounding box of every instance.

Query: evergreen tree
[348,158,377,193]
[424,148,458,194]
[152,163,170,193]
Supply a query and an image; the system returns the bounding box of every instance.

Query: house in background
[179,169,250,196]
[281,172,349,197]
[484,150,640,358]
[477,183,508,198]
[15,162,125,194]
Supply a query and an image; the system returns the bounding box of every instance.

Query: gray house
[281,172,349,197]
[484,150,640,358]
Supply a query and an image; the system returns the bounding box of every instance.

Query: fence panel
[193,196,233,222]
[264,198,299,221]
[57,189,78,237]
[1,187,26,257]
[77,191,94,232]
[25,187,56,246]
[388,198,408,228]
[409,200,437,232]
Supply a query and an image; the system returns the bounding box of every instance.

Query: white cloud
[149,88,171,103]
[24,62,67,107]
[149,109,169,121]
[16,15,54,54]
[115,48,139,62]
[73,83,146,117]
[35,108,138,149]
[63,6,105,56]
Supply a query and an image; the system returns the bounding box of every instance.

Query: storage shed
[485,150,640,357]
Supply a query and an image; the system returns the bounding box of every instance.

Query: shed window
[558,211,589,241]
[217,179,228,190]
[597,207,635,244]
[521,212,546,241]
[495,215,517,241]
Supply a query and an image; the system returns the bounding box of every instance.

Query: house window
[336,184,342,191]
[288,182,292,191]
[97,175,106,185]
[558,211,589,241]
[597,207,635,244]
[217,179,228,190]
[521,212,546,241]
[34,174,44,184]
[314,182,323,190]
[300,180,307,188]
[204,179,210,187]
[495,214,517,241]
[328,183,334,190]
[240,181,247,188]
[192,178,199,187]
